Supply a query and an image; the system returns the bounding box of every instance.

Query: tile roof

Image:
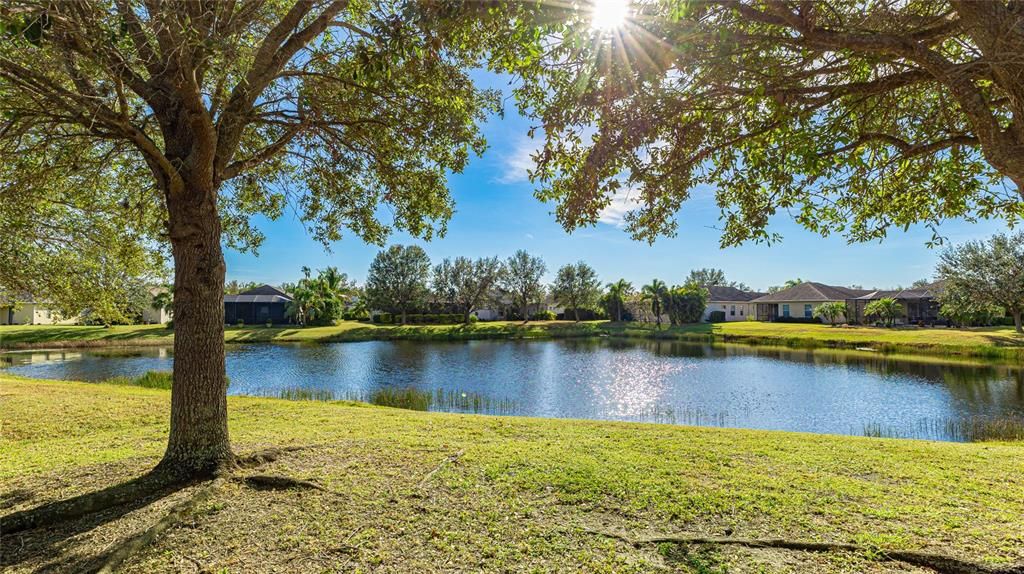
[224,284,293,304]
[706,285,765,302]
[750,282,871,303]
[239,284,291,297]
[223,294,292,304]
[854,281,945,301]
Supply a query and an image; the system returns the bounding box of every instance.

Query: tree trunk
[401,310,407,324]
[1014,311,1022,334]
[573,306,579,322]
[522,300,529,323]
[158,186,232,478]
[464,309,471,323]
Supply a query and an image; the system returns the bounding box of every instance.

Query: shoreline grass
[1,319,1021,362]
[2,375,1023,572]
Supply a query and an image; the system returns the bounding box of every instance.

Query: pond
[3,338,1023,442]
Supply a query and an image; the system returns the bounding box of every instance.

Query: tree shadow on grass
[0,470,195,572]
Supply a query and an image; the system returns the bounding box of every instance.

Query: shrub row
[774,316,823,324]
[708,310,726,323]
[372,313,465,325]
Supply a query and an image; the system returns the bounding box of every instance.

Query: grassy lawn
[624,322,1024,361]
[2,375,1023,573]
[1,320,1022,361]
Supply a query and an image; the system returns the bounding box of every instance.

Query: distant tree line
[347,246,728,326]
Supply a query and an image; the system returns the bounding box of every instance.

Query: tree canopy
[500,250,547,321]
[498,1,1024,246]
[937,231,1024,332]
[551,261,601,321]
[365,245,432,324]
[685,268,751,291]
[432,256,505,322]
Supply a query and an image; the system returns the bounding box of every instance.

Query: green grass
[1,319,1021,361]
[2,375,1023,572]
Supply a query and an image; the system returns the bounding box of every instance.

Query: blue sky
[225,71,1011,292]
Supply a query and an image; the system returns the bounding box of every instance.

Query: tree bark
[1014,310,1022,334]
[522,300,529,323]
[158,185,232,478]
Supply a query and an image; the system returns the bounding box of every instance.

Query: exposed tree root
[94,479,224,574]
[235,445,311,469]
[417,450,463,488]
[236,474,336,494]
[584,528,1024,574]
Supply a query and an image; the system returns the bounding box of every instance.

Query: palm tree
[605,279,633,322]
[865,297,903,327]
[641,279,668,329]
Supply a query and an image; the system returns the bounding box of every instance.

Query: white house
[702,286,765,322]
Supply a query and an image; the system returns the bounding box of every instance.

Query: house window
[804,304,813,318]
[740,308,744,316]
[730,305,736,316]
[782,304,790,317]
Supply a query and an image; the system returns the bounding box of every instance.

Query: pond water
[3,338,1023,441]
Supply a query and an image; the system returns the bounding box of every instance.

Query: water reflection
[3,339,1022,441]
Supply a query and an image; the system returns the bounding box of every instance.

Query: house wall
[0,304,76,325]
[141,307,171,324]
[703,301,755,322]
[759,301,848,323]
[474,309,501,321]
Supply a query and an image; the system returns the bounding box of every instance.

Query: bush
[265,319,273,328]
[468,314,479,323]
[165,320,174,330]
[775,316,822,324]
[105,370,173,390]
[236,318,244,326]
[531,310,557,321]
[708,310,726,323]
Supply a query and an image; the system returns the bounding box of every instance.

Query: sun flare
[590,0,630,31]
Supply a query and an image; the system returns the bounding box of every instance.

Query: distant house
[0,295,76,325]
[846,282,946,325]
[224,285,293,325]
[750,282,871,322]
[474,295,564,321]
[142,287,173,325]
[703,286,766,322]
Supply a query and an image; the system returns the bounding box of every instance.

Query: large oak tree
[0,1,498,477]
[499,0,1024,245]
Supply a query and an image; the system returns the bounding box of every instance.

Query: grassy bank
[1,375,1022,572]
[1,319,1022,361]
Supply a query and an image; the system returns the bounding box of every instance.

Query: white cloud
[496,135,541,184]
[598,188,640,228]
[524,233,535,240]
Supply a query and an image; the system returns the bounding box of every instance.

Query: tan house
[750,282,870,322]
[142,287,173,324]
[0,296,77,325]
